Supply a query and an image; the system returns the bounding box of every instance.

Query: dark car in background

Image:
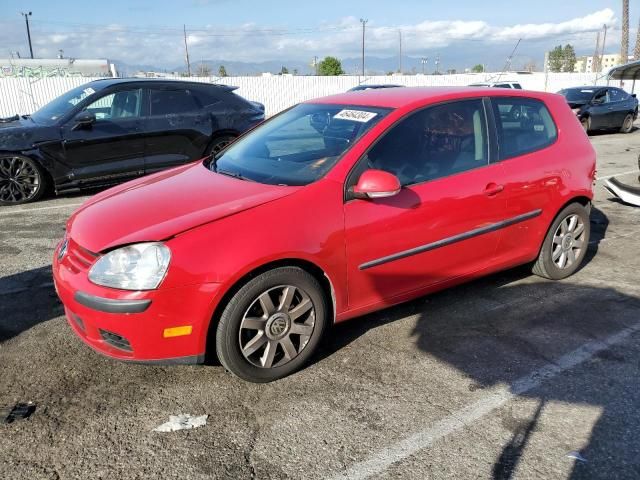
[558,86,638,134]
[0,78,265,205]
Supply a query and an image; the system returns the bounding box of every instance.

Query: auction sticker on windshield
[334,109,378,122]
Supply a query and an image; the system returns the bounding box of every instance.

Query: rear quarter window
[492,97,557,160]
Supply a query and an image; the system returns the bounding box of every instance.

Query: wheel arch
[204,129,240,154]
[204,257,337,361]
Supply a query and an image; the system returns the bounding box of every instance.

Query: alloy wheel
[551,214,586,269]
[0,156,41,204]
[239,285,315,368]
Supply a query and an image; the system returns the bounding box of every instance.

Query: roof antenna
[495,38,521,82]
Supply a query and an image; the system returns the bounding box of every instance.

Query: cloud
[0,8,619,68]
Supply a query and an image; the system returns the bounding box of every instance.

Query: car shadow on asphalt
[0,265,62,342]
[315,206,640,478]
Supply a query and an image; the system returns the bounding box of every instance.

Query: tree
[548,45,564,72]
[548,44,576,72]
[196,63,211,77]
[292,68,298,75]
[563,44,577,72]
[471,64,484,73]
[218,65,228,77]
[317,56,344,76]
[280,66,289,75]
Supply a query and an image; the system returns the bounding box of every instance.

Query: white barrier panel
[0,73,616,118]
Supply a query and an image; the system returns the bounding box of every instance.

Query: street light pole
[360,18,368,76]
[20,11,34,59]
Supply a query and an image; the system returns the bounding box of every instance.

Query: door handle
[484,183,504,196]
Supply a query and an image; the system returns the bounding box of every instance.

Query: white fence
[0,73,617,118]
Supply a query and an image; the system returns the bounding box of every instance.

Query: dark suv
[558,86,638,134]
[0,78,265,205]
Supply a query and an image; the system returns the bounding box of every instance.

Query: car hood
[0,115,55,150]
[68,161,299,253]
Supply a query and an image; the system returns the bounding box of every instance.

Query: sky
[0,0,634,72]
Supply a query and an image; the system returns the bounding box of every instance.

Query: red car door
[343,99,508,313]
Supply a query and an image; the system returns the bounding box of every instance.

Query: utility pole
[435,54,440,74]
[360,18,368,76]
[601,24,608,70]
[20,11,34,59]
[592,31,601,73]
[183,24,191,77]
[312,55,318,75]
[398,30,402,74]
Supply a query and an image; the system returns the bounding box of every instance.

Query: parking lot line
[0,203,83,217]
[329,320,640,480]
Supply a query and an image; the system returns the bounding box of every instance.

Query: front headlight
[88,243,171,290]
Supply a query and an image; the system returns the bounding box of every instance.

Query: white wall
[0,73,619,118]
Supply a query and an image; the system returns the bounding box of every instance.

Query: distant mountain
[112,49,546,77]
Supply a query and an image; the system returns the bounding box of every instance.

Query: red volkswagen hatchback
[53,87,596,382]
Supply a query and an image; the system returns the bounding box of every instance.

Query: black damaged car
[0,78,265,205]
[558,86,638,134]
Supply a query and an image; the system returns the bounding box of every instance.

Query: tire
[580,117,590,133]
[532,203,590,280]
[216,267,328,382]
[206,135,236,157]
[0,155,48,205]
[620,113,634,133]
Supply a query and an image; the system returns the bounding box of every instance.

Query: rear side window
[365,99,489,186]
[609,88,629,102]
[150,88,199,115]
[492,98,557,160]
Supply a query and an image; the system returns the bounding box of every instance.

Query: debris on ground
[603,178,640,207]
[2,402,36,424]
[153,414,208,432]
[566,451,588,463]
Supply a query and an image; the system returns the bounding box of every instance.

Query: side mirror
[71,111,96,131]
[352,169,401,199]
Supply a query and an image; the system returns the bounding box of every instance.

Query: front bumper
[52,239,220,363]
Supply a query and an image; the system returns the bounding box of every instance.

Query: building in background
[573,54,633,73]
[0,58,116,78]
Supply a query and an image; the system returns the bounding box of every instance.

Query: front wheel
[532,203,591,280]
[620,113,634,133]
[0,155,48,205]
[580,117,590,133]
[216,267,328,382]
[206,135,236,157]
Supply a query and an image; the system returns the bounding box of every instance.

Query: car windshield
[558,88,595,102]
[210,103,391,186]
[31,84,102,125]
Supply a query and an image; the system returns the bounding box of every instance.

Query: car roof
[307,86,558,109]
[86,77,235,90]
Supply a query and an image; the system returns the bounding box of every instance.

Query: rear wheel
[532,203,590,280]
[216,267,327,382]
[620,113,634,133]
[580,117,590,133]
[0,155,48,205]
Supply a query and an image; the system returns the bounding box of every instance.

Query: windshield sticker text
[334,109,377,123]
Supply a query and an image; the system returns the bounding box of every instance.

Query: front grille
[99,329,133,352]
[65,239,98,274]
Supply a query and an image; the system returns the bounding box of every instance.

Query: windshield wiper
[216,169,255,182]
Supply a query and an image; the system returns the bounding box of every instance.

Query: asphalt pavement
[1,129,639,480]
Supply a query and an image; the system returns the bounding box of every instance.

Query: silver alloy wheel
[551,213,586,269]
[623,114,634,132]
[0,156,40,203]
[239,285,315,368]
